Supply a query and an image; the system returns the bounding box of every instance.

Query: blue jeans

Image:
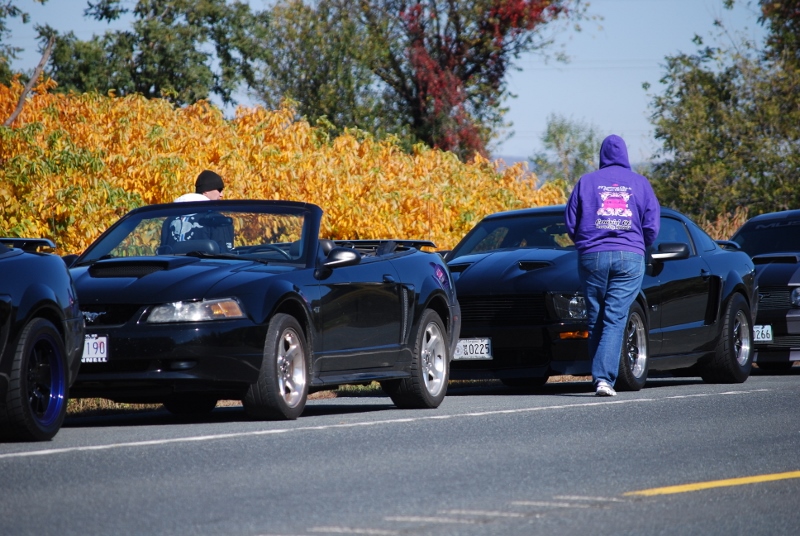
[578,251,645,386]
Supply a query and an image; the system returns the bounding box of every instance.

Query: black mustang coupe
[1,238,84,441]
[68,200,460,419]
[445,205,757,390]
[729,209,800,371]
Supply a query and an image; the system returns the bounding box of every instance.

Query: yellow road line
[625,471,800,496]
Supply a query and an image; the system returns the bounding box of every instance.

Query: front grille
[757,335,800,349]
[759,287,792,311]
[459,295,547,326]
[82,304,144,327]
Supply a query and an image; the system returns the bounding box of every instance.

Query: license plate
[754,325,773,343]
[82,335,108,363]
[454,338,492,360]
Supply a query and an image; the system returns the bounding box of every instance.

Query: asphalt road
[1,370,799,536]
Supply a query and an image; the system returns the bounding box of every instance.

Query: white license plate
[454,338,492,360]
[82,335,109,363]
[754,325,773,343]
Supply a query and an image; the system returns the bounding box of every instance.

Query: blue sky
[6,0,765,162]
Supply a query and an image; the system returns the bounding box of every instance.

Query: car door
[316,255,403,372]
[645,215,715,357]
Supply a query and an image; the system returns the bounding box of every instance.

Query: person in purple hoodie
[565,134,660,397]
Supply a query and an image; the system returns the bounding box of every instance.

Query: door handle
[383,274,396,283]
[700,269,711,279]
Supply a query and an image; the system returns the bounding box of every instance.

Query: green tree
[256,0,588,160]
[648,0,800,220]
[253,0,390,140]
[42,0,269,105]
[529,113,601,189]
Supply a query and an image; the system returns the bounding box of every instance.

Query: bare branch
[3,35,55,127]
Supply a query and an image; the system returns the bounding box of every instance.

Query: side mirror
[323,247,361,268]
[650,242,690,261]
[315,247,361,280]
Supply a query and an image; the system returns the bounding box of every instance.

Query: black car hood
[448,248,579,295]
[71,256,282,305]
[753,254,800,286]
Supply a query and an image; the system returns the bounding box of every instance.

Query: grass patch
[66,377,594,417]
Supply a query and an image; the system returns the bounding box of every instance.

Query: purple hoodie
[565,135,660,255]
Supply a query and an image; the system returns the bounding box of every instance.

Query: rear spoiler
[0,237,56,252]
[334,239,437,250]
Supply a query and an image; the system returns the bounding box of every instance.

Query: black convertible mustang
[68,200,460,419]
[729,209,800,371]
[1,238,84,441]
[445,205,757,390]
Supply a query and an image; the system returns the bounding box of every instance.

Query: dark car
[67,200,460,419]
[0,238,84,441]
[444,205,757,390]
[729,209,800,371]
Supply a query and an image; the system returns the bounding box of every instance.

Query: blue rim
[27,332,66,428]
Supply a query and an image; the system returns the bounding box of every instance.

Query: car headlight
[552,293,587,320]
[791,288,800,307]
[146,298,246,323]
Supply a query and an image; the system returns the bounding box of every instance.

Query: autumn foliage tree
[0,79,564,255]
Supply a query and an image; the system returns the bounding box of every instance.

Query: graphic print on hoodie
[565,134,660,255]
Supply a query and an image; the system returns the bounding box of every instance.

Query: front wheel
[701,293,753,383]
[243,314,309,420]
[381,309,449,409]
[616,302,649,392]
[0,318,69,441]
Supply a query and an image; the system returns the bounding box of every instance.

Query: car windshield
[76,203,311,265]
[731,219,800,257]
[449,212,573,260]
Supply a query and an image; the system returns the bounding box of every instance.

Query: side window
[652,216,695,255]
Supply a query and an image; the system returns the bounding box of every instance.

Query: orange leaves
[0,80,563,255]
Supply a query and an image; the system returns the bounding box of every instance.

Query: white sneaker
[595,381,617,397]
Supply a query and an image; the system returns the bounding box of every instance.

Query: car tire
[243,313,309,420]
[500,376,549,388]
[0,318,68,441]
[163,395,218,416]
[380,309,449,409]
[701,293,753,383]
[616,302,649,392]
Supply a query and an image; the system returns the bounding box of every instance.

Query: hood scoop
[87,257,196,278]
[753,253,800,265]
[447,263,472,273]
[518,260,552,271]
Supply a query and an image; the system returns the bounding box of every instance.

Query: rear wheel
[0,318,68,441]
[381,310,449,409]
[243,314,309,420]
[616,302,649,392]
[701,293,752,383]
